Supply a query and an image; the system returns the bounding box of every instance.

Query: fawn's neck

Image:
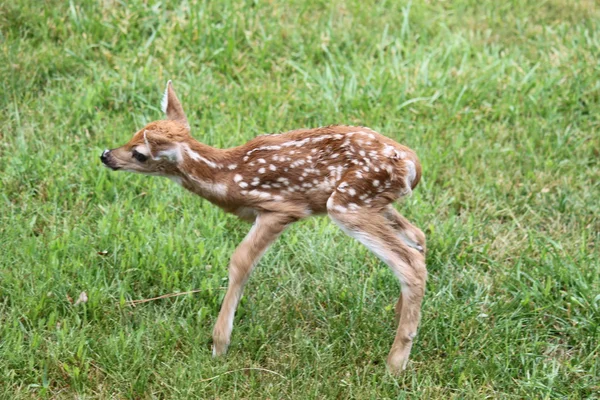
[174,139,238,202]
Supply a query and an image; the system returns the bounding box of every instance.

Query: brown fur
[100,81,427,374]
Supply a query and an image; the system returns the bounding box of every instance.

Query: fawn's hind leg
[383,206,426,322]
[383,206,426,254]
[327,194,427,374]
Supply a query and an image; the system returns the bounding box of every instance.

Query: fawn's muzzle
[100,149,120,170]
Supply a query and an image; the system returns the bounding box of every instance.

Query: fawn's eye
[132,150,148,162]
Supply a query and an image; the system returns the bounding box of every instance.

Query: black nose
[100,149,109,164]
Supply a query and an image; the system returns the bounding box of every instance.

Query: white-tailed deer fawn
[100,81,427,373]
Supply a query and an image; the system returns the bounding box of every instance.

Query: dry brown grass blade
[125,288,226,306]
[197,367,288,383]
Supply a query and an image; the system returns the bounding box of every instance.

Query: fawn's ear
[143,130,182,162]
[160,80,189,129]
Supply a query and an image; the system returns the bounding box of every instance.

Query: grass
[1,0,599,398]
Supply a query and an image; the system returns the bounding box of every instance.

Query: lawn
[1,0,599,398]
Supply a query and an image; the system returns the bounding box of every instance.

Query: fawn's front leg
[212,212,292,357]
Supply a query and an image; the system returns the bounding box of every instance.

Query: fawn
[100,81,427,373]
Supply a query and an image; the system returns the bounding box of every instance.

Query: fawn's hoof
[212,338,230,357]
[386,346,411,375]
[212,343,229,357]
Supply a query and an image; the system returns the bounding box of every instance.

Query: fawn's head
[100,81,192,176]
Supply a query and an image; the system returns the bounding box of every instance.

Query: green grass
[1,0,599,398]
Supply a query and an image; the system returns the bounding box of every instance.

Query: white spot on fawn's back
[249,190,273,200]
[382,145,395,157]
